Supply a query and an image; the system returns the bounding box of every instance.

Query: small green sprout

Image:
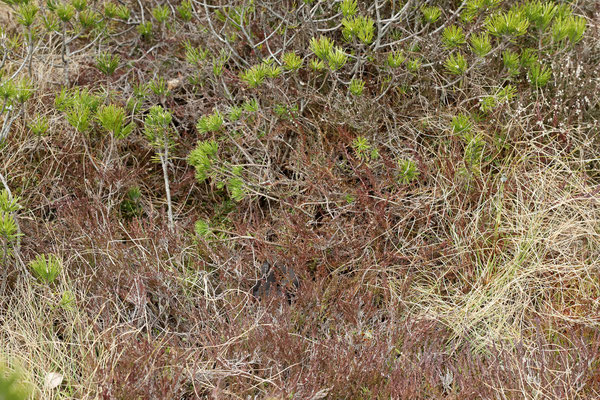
[79,9,100,29]
[397,159,419,184]
[120,186,143,218]
[17,3,39,27]
[470,32,492,57]
[341,15,375,44]
[263,61,282,78]
[452,114,473,136]
[349,78,365,96]
[144,106,176,230]
[177,0,193,22]
[152,5,170,24]
[386,51,405,68]
[282,52,303,71]
[552,15,586,43]
[0,190,21,214]
[55,2,75,22]
[104,2,119,18]
[228,106,243,122]
[197,110,224,134]
[66,103,92,132]
[59,290,76,310]
[96,104,133,139]
[309,59,325,72]
[339,0,357,17]
[240,64,269,88]
[143,105,173,147]
[421,6,442,23]
[442,25,466,48]
[242,98,259,113]
[29,254,62,284]
[310,36,334,60]
[528,63,551,88]
[463,0,503,23]
[14,77,34,103]
[148,76,169,97]
[72,0,87,12]
[212,50,230,77]
[520,48,538,68]
[227,171,246,202]
[137,21,153,38]
[522,0,557,30]
[502,50,520,76]
[327,47,348,71]
[444,52,468,75]
[497,84,517,102]
[188,139,218,181]
[183,41,209,66]
[407,58,421,72]
[194,219,212,238]
[28,115,49,137]
[480,95,497,113]
[96,52,120,76]
[464,136,485,170]
[0,212,20,247]
[116,5,130,20]
[0,80,16,102]
[352,136,372,161]
[485,9,529,37]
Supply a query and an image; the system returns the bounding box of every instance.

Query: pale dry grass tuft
[407,144,600,351]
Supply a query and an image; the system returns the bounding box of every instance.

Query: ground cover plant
[0,0,599,398]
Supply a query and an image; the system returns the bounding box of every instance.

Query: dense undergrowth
[0,0,600,398]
